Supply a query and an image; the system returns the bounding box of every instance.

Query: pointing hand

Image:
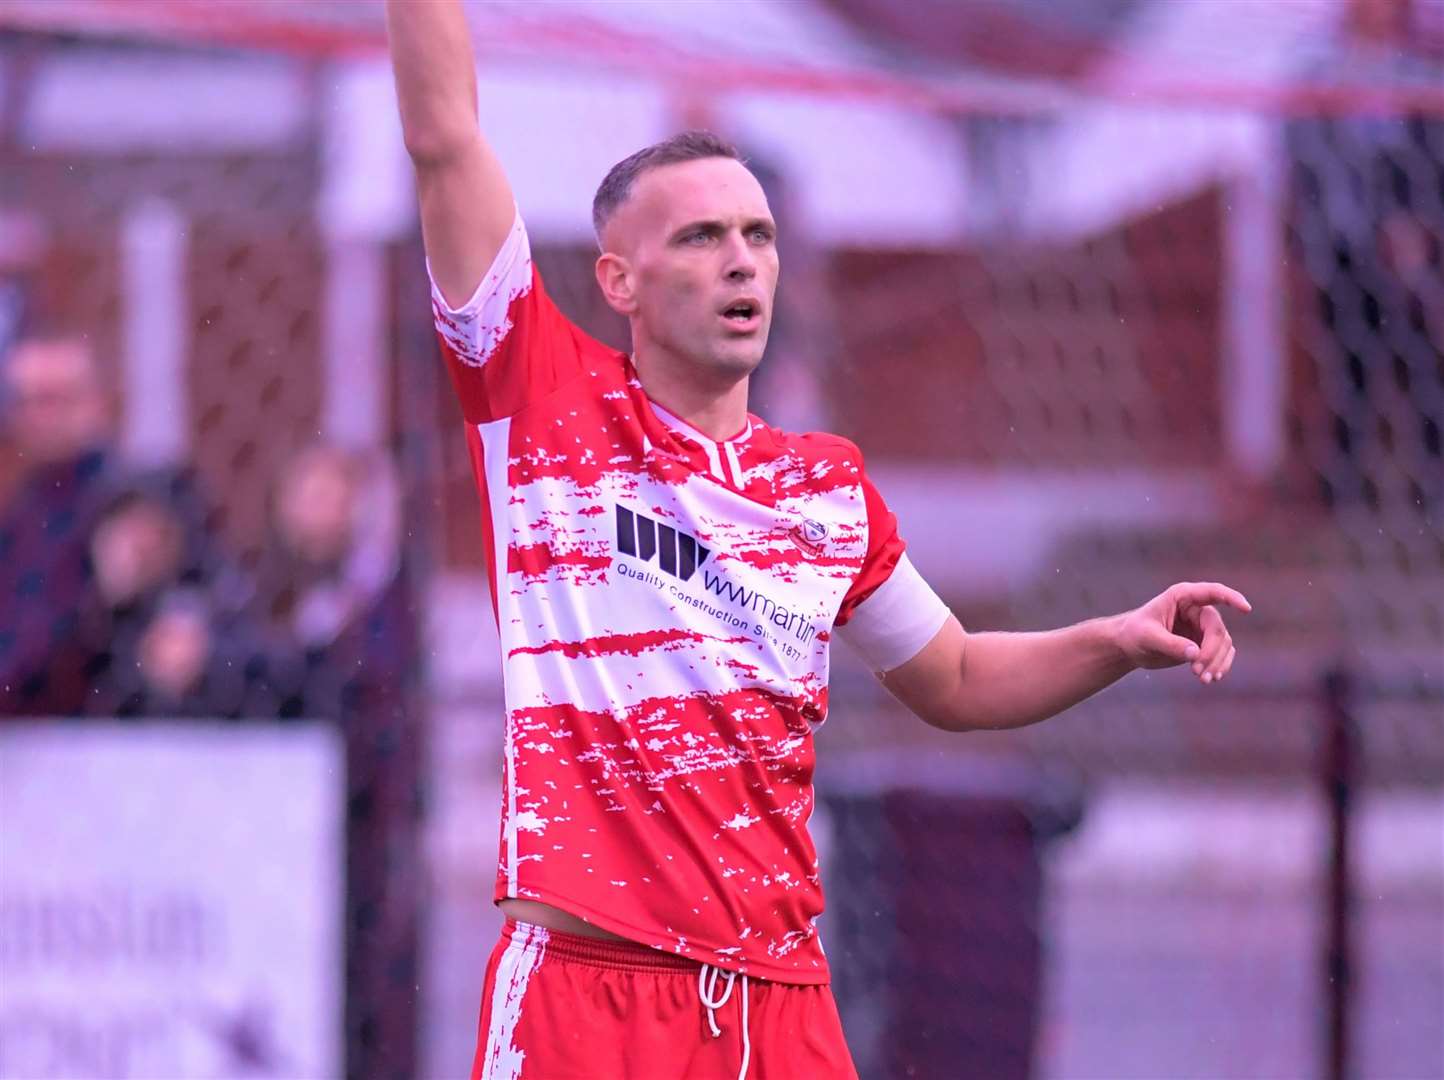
[1117,581,1252,684]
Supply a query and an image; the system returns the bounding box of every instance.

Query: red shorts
[471,920,858,1080]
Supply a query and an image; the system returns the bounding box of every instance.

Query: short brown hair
[592,130,744,241]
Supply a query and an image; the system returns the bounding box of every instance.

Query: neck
[632,345,750,442]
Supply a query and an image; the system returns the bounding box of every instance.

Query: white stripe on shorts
[480,923,549,1080]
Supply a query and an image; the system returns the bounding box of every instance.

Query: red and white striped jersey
[432,212,948,983]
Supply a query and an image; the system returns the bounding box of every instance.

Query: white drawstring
[698,964,751,1079]
[697,964,734,1037]
[737,976,749,1080]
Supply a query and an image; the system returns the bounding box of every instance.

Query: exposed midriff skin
[499,897,632,942]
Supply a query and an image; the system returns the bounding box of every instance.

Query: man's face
[91,498,184,608]
[277,450,354,564]
[3,339,108,464]
[602,157,779,382]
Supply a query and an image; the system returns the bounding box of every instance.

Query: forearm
[385,0,479,162]
[386,0,514,302]
[884,582,1246,734]
[942,616,1134,732]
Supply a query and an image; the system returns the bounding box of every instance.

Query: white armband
[836,554,951,673]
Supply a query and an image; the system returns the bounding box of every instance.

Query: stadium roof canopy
[3,0,1442,248]
[2,0,1442,118]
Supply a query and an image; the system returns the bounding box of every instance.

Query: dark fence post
[1321,664,1357,1080]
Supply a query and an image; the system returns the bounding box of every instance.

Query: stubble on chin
[700,340,766,384]
[644,317,768,387]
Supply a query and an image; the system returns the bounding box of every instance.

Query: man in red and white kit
[387,4,1250,1077]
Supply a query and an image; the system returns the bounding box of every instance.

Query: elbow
[915,694,1036,733]
[402,125,478,169]
[916,701,985,734]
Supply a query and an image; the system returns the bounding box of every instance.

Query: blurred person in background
[79,471,271,719]
[0,334,116,717]
[388,2,1250,1077]
[1372,117,1444,513]
[254,444,423,1080]
[1290,111,1443,515]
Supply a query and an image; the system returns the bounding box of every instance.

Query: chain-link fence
[2,5,1441,1079]
[1,96,428,1079]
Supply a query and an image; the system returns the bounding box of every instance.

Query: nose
[722,232,757,282]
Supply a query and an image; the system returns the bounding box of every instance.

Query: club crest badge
[788,518,829,557]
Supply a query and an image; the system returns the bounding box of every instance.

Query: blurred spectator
[254,444,424,1080]
[0,212,45,376]
[1290,115,1444,516]
[0,335,115,716]
[80,472,279,719]
[90,483,189,610]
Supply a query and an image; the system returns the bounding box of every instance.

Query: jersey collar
[647,399,753,450]
[644,399,754,489]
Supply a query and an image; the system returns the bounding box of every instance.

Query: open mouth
[721,300,760,326]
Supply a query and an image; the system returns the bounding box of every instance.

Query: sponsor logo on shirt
[614,505,710,583]
[614,504,823,656]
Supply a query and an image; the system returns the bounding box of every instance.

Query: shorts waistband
[502,918,700,974]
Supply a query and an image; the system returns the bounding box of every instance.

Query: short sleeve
[429,210,588,424]
[834,466,950,672]
[834,468,905,626]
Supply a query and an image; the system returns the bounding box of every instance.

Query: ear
[595,252,638,317]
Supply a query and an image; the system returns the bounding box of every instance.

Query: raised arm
[882,581,1251,732]
[385,0,514,306]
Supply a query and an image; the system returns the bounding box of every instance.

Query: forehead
[629,157,772,230]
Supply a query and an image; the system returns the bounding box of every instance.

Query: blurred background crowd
[1,1,1440,1079]
[2,334,416,724]
[0,333,424,1078]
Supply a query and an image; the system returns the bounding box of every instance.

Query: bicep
[834,549,956,723]
[414,134,516,309]
[878,614,968,729]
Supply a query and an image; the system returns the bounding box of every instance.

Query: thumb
[1137,620,1199,665]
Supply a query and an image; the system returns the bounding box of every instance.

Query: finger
[1204,635,1234,682]
[1141,621,1200,666]
[1190,607,1227,676]
[1173,581,1252,615]
[1215,644,1237,681]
